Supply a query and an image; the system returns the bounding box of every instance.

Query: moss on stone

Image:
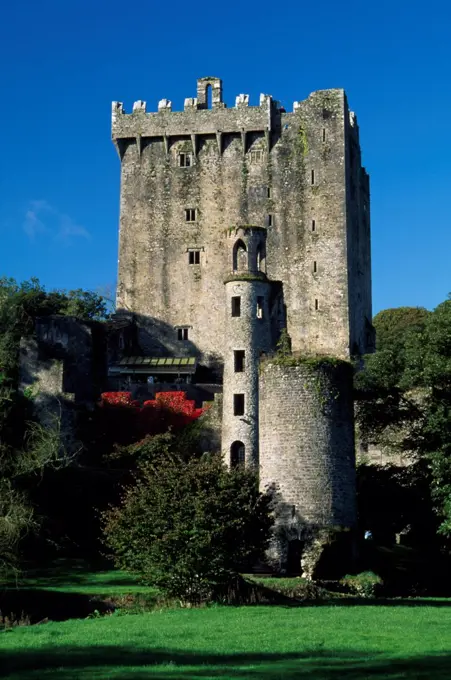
[298,126,309,157]
[262,353,351,371]
[223,272,268,284]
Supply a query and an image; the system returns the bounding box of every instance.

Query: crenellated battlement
[112,80,346,145]
[112,78,274,141]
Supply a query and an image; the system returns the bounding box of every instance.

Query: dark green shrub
[340,571,383,598]
[102,451,274,604]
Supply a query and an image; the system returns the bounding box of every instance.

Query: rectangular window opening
[256,296,264,319]
[267,214,273,227]
[233,393,245,416]
[231,296,241,317]
[267,187,272,199]
[179,153,192,167]
[313,261,317,273]
[314,299,319,311]
[185,208,197,222]
[250,149,263,163]
[322,128,326,142]
[188,250,201,265]
[311,219,316,232]
[234,350,245,373]
[311,169,315,185]
[177,327,189,341]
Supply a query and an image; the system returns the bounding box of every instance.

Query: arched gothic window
[232,239,247,272]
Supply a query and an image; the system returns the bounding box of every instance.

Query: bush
[340,571,383,598]
[102,450,274,604]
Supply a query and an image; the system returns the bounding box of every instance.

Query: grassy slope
[1,604,451,679]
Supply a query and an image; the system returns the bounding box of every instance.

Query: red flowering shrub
[101,392,140,408]
[98,391,207,446]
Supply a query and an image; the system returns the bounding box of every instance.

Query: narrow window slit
[231,296,241,317]
[234,350,245,373]
[233,394,245,416]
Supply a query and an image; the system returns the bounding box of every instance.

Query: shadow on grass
[2,586,451,626]
[300,597,451,608]
[1,646,451,679]
[0,590,114,624]
[10,560,139,590]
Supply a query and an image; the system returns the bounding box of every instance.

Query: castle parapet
[112,77,274,141]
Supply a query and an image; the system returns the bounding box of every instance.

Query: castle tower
[111,76,373,575]
[259,358,356,572]
[112,77,373,366]
[221,227,273,468]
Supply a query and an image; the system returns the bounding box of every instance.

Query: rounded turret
[259,357,356,569]
[222,227,272,468]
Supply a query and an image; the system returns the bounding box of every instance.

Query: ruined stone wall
[113,78,372,363]
[19,316,114,407]
[19,337,66,426]
[259,359,357,531]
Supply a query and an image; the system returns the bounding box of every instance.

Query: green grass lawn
[1,604,451,679]
[6,561,154,596]
[2,563,451,679]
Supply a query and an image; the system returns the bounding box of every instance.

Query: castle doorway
[230,441,245,467]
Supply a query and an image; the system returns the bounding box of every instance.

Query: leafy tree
[102,443,274,603]
[373,307,430,353]
[0,277,108,382]
[355,296,451,538]
[0,277,107,577]
[356,461,437,546]
[0,413,73,580]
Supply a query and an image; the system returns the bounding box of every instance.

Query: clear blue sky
[1,0,449,314]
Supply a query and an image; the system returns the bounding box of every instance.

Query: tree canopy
[0,278,109,579]
[356,295,451,538]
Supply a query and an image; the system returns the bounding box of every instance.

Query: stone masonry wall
[113,78,372,364]
[259,360,357,530]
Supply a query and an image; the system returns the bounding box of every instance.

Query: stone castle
[110,76,373,570]
[20,76,373,572]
